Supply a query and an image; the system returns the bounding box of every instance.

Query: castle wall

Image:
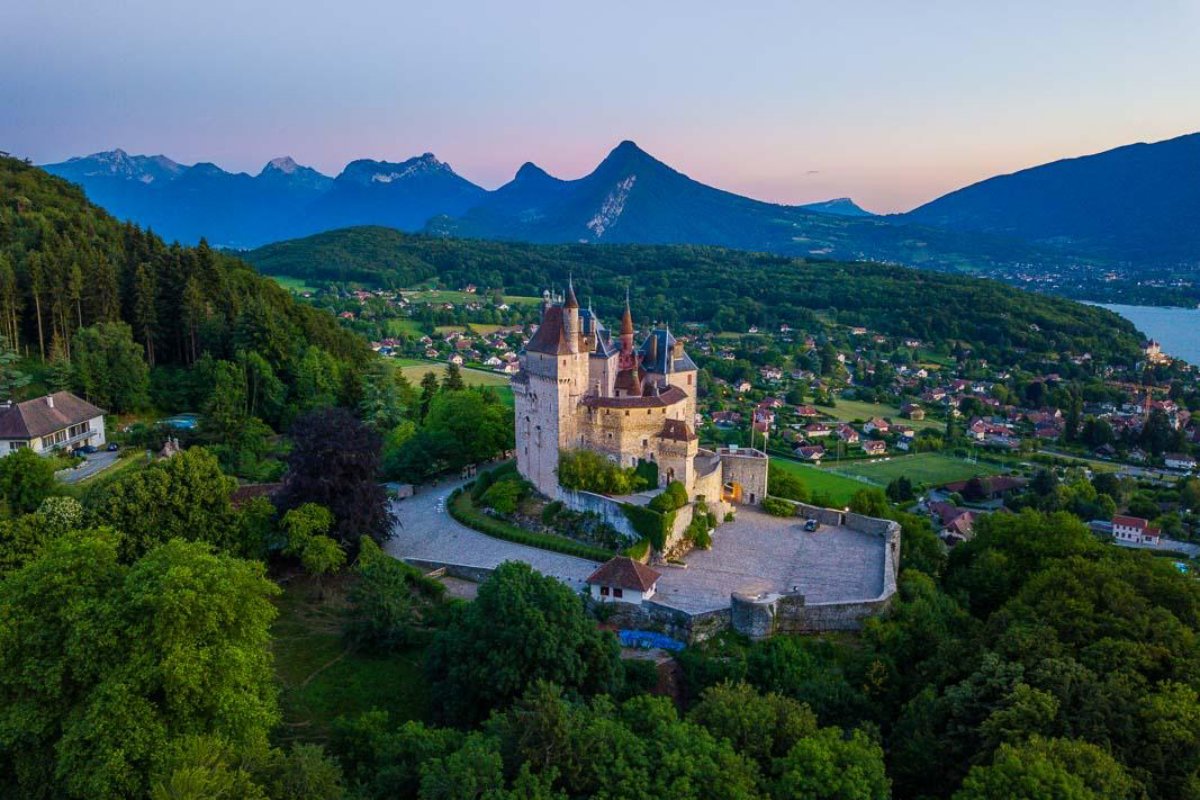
[718,449,769,506]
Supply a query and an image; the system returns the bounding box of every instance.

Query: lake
[1095,303,1200,366]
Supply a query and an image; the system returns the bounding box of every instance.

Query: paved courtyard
[653,509,888,614]
[385,481,887,616]
[384,477,600,591]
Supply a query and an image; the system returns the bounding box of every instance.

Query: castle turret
[564,280,580,354]
[620,295,634,355]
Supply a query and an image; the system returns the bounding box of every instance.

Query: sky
[3,0,1198,213]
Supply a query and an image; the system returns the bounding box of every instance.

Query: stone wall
[718,448,769,505]
[402,558,496,584]
[559,488,642,541]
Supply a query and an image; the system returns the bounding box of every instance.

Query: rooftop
[586,556,661,592]
[0,392,106,440]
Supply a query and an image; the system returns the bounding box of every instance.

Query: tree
[71,321,150,412]
[419,371,440,421]
[886,476,915,503]
[848,488,889,518]
[347,538,431,651]
[442,362,466,392]
[0,447,57,515]
[769,465,811,502]
[358,360,415,431]
[277,407,392,553]
[953,736,1136,800]
[0,333,29,401]
[0,534,279,799]
[281,503,345,594]
[773,727,890,800]
[92,447,239,559]
[426,562,622,725]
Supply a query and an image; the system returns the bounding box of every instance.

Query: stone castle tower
[512,284,757,504]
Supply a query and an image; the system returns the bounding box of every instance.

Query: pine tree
[0,333,30,401]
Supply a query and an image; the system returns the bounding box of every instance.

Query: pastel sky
[3,0,1198,212]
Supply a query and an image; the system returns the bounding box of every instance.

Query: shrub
[621,504,671,552]
[448,489,613,561]
[541,500,564,526]
[768,466,811,503]
[557,449,648,495]
[624,538,651,561]
[480,477,529,515]
[649,480,690,513]
[762,496,797,517]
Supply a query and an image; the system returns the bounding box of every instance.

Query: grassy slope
[769,458,868,506]
[271,575,430,744]
[814,399,941,431]
[832,452,1004,486]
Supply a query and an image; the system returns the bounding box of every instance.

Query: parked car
[804,518,820,532]
[106,443,120,452]
[73,445,98,456]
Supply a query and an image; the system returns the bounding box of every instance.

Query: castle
[512,284,768,519]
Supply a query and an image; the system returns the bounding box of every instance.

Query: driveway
[384,477,601,591]
[55,450,120,484]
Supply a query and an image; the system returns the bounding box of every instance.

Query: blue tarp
[618,629,686,652]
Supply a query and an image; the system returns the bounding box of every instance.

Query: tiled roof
[657,419,697,442]
[0,392,106,439]
[586,556,661,592]
[525,306,574,355]
[584,385,687,410]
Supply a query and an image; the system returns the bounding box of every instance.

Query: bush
[620,658,660,697]
[449,489,614,561]
[624,538,651,561]
[480,476,529,515]
[557,449,648,495]
[541,500,564,526]
[621,503,671,552]
[649,481,689,513]
[762,496,798,517]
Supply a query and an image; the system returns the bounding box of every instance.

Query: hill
[243,226,1144,368]
[0,156,367,401]
[900,131,1200,265]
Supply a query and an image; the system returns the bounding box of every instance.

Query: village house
[863,417,890,435]
[1165,453,1197,472]
[900,403,925,420]
[585,556,662,606]
[1112,515,1161,545]
[835,424,860,444]
[863,440,887,456]
[0,392,107,457]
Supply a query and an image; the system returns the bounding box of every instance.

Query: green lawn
[394,359,512,388]
[270,275,319,294]
[769,457,870,506]
[401,288,540,306]
[271,575,430,744]
[384,318,426,337]
[815,399,940,431]
[832,452,1004,487]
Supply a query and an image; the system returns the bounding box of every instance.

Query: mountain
[300,153,485,234]
[799,197,872,217]
[899,132,1200,264]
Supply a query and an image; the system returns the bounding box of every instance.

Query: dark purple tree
[278,407,392,551]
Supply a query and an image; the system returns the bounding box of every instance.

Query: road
[384,477,600,591]
[55,450,121,484]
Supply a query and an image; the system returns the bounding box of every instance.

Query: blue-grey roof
[638,328,696,374]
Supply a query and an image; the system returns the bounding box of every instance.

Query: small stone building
[586,556,662,605]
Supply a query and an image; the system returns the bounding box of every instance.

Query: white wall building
[0,392,107,457]
[585,556,662,606]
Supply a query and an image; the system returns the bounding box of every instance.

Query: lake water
[1094,303,1200,366]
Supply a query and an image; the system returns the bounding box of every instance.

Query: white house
[1112,515,1161,545]
[1165,453,1197,472]
[585,556,662,606]
[0,392,106,457]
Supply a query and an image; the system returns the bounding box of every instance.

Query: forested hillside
[245,225,1145,368]
[0,156,367,411]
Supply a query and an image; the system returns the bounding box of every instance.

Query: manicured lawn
[815,399,940,431]
[271,575,430,744]
[270,275,319,294]
[769,457,870,506]
[394,359,512,389]
[833,452,1004,487]
[401,288,540,306]
[384,318,426,336]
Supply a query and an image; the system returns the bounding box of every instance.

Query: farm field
[815,399,940,431]
[769,457,869,506]
[401,288,540,305]
[832,452,1004,487]
[384,318,425,336]
[392,358,514,406]
[270,275,319,294]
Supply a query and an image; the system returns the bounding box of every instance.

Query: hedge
[620,503,673,552]
[762,496,799,518]
[448,487,614,562]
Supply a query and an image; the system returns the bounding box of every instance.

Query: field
[401,288,541,305]
[269,275,319,294]
[815,399,941,431]
[384,318,426,336]
[392,358,514,406]
[832,452,1004,487]
[769,457,870,506]
[271,575,430,743]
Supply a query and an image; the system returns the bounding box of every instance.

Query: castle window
[642,439,648,447]
[647,409,651,415]
[625,410,629,417]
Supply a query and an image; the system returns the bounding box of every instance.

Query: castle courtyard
[386,480,888,617]
[650,509,889,614]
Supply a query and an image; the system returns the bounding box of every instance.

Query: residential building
[586,556,662,605]
[0,392,107,457]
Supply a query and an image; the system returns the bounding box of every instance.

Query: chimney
[45,395,54,409]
